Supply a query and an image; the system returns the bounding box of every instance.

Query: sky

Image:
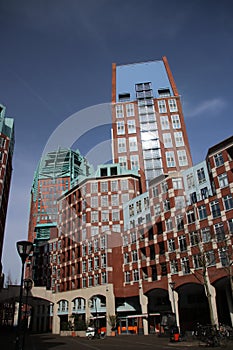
[0,0,233,283]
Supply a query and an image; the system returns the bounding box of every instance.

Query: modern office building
[0,104,14,288]
[24,58,233,335]
[27,147,93,286]
[112,57,193,192]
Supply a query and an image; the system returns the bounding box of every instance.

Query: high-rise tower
[0,104,14,287]
[112,57,192,192]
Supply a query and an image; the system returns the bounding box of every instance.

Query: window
[219,247,229,266]
[163,199,170,212]
[91,196,98,208]
[163,133,173,148]
[91,211,98,223]
[94,274,100,286]
[91,226,99,236]
[131,231,137,243]
[152,185,159,197]
[88,242,92,254]
[190,192,197,204]
[197,167,206,184]
[82,244,86,256]
[116,104,124,118]
[166,218,173,231]
[133,269,139,281]
[144,197,149,210]
[172,178,183,189]
[91,182,98,193]
[125,271,130,283]
[130,154,139,170]
[171,115,181,129]
[181,257,190,274]
[187,173,195,189]
[132,250,138,262]
[101,181,108,192]
[179,235,187,252]
[176,215,184,230]
[174,132,184,147]
[168,99,178,112]
[119,156,127,170]
[82,260,86,273]
[117,121,125,135]
[175,196,185,209]
[123,235,128,246]
[187,210,196,224]
[124,252,130,264]
[88,275,93,287]
[198,205,207,220]
[170,260,178,274]
[201,187,209,199]
[214,223,225,241]
[101,195,108,207]
[218,173,228,188]
[193,254,202,269]
[158,100,167,113]
[177,150,188,166]
[201,227,211,242]
[112,209,119,221]
[154,203,161,216]
[102,272,107,284]
[94,255,99,270]
[94,239,99,252]
[88,258,92,271]
[168,238,175,252]
[166,151,175,167]
[111,180,118,192]
[127,119,136,133]
[129,136,138,151]
[118,138,126,153]
[101,253,106,267]
[136,200,142,213]
[82,277,87,288]
[214,153,224,167]
[228,218,233,234]
[160,262,167,276]
[206,250,216,266]
[160,115,169,130]
[112,224,120,232]
[121,179,128,190]
[126,103,134,117]
[129,204,134,217]
[223,195,233,211]
[210,200,221,218]
[190,231,199,246]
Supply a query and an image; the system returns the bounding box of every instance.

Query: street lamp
[169,281,177,326]
[15,241,33,350]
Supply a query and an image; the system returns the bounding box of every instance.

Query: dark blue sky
[1,0,232,281]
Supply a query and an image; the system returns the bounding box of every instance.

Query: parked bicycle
[193,323,233,347]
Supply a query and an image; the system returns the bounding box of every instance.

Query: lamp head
[16,241,33,263]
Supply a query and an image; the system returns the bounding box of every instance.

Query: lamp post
[169,281,177,326]
[22,278,33,349]
[15,241,33,350]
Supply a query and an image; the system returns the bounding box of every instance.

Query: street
[23,333,233,350]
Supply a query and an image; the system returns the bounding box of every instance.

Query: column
[52,302,60,334]
[139,287,148,335]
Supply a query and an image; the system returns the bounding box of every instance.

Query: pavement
[1,328,233,350]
